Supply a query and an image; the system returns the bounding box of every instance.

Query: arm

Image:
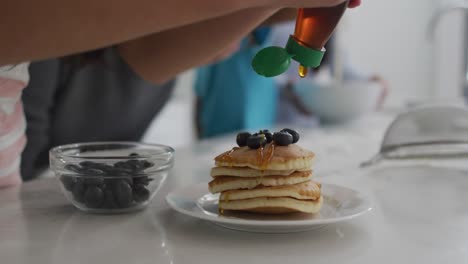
[262,8,297,25]
[118,7,279,84]
[370,75,389,110]
[0,0,248,65]
[0,0,355,66]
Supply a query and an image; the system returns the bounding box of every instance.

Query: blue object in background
[195,28,278,138]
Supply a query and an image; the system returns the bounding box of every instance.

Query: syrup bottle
[252,1,349,78]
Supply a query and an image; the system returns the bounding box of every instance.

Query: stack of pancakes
[208,144,323,214]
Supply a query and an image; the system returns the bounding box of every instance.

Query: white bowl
[294,79,381,123]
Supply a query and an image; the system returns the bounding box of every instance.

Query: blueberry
[141,160,154,169]
[102,188,118,209]
[114,180,133,208]
[80,161,114,173]
[60,174,76,191]
[273,131,293,146]
[106,166,130,175]
[236,132,251,147]
[108,166,132,176]
[64,164,82,173]
[78,168,104,185]
[247,134,267,149]
[84,186,104,208]
[281,128,300,143]
[82,168,105,176]
[134,176,151,186]
[127,160,145,171]
[103,177,117,187]
[122,176,134,185]
[259,130,273,143]
[102,165,118,174]
[114,160,144,172]
[83,176,105,186]
[72,181,86,203]
[105,176,133,188]
[114,171,134,185]
[79,161,97,168]
[133,184,150,203]
[114,161,130,170]
[105,168,134,186]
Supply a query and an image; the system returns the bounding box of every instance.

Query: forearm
[0,0,354,66]
[118,7,279,84]
[0,0,255,65]
[262,8,297,25]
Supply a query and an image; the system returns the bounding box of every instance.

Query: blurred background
[143,0,468,148]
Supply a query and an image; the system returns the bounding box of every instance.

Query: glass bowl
[50,142,174,214]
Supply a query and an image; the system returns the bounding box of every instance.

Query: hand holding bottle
[253,0,360,77]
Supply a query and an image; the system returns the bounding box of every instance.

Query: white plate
[166,183,372,233]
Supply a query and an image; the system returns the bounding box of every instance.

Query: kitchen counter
[2,112,467,264]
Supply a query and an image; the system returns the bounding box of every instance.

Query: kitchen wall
[143,0,465,147]
[339,0,437,106]
[342,0,466,105]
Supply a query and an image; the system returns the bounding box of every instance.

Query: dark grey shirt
[21,48,174,180]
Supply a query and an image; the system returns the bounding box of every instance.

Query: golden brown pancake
[210,166,310,178]
[219,196,323,214]
[208,171,313,194]
[214,144,314,170]
[219,180,321,201]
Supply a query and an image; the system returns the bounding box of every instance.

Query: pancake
[208,171,313,193]
[219,196,323,214]
[214,144,314,171]
[219,180,321,201]
[211,166,310,178]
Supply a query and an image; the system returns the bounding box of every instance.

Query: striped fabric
[0,63,29,188]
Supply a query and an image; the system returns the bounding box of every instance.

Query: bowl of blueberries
[50,142,174,214]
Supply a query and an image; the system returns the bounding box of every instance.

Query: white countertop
[1,113,468,264]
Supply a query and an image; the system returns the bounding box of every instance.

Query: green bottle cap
[251,46,292,77]
[285,36,325,68]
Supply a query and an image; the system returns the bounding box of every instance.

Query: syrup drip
[298,65,308,78]
[256,147,264,168]
[219,193,229,216]
[256,143,276,170]
[218,147,239,167]
[264,143,275,165]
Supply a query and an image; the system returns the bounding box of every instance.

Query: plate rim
[165,183,372,227]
